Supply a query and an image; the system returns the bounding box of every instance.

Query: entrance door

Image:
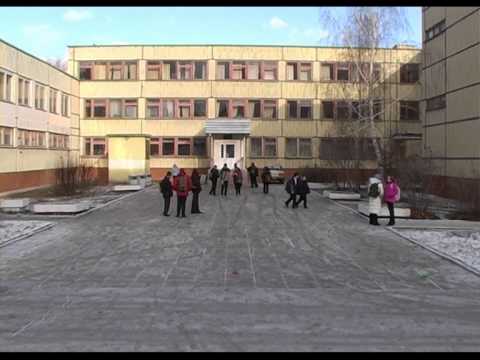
[213,140,242,169]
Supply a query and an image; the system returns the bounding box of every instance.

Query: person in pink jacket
[384,176,400,226]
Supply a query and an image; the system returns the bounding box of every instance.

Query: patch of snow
[398,229,480,272]
[0,220,53,247]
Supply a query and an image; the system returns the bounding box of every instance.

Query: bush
[55,159,96,196]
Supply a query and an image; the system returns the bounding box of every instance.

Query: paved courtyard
[1,185,480,351]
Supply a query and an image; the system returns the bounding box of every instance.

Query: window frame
[49,132,69,150]
[17,129,46,149]
[49,88,58,114]
[320,62,335,81]
[0,126,13,147]
[250,137,277,158]
[400,63,419,83]
[216,60,278,81]
[287,99,313,120]
[84,137,107,157]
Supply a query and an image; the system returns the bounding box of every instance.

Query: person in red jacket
[172,168,192,218]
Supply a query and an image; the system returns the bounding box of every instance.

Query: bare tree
[318,7,417,177]
[47,58,67,71]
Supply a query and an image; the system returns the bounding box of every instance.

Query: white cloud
[269,16,288,29]
[63,9,93,22]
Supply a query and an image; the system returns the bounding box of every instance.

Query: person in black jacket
[191,169,203,214]
[209,165,220,196]
[247,162,259,188]
[261,166,271,194]
[159,171,173,216]
[285,173,299,208]
[294,176,310,208]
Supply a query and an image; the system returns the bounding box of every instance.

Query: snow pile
[0,220,53,246]
[399,229,480,272]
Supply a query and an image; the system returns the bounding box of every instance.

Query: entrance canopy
[205,119,251,135]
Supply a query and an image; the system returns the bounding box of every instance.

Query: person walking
[285,173,299,208]
[233,164,243,196]
[191,169,203,214]
[173,168,192,218]
[208,165,220,196]
[220,164,231,197]
[261,166,272,194]
[159,171,173,216]
[384,175,400,226]
[295,175,310,208]
[247,162,259,188]
[367,174,384,226]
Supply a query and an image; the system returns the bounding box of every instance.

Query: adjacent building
[0,39,80,193]
[422,7,480,196]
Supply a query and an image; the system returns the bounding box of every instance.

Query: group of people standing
[367,174,401,226]
[159,164,203,217]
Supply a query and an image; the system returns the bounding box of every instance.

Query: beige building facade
[0,39,80,193]
[68,44,422,183]
[422,7,480,196]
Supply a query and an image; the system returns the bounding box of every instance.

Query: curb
[0,223,54,249]
[387,227,480,278]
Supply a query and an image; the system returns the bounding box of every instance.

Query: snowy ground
[395,229,480,273]
[0,221,53,247]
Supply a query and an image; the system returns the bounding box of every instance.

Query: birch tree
[319,7,416,177]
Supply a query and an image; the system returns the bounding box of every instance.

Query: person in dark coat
[233,164,243,196]
[191,169,203,214]
[220,164,231,197]
[209,165,220,196]
[247,162,259,188]
[172,168,192,218]
[285,173,299,208]
[294,176,310,208]
[159,171,173,216]
[261,166,272,194]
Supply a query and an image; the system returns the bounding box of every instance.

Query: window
[79,62,93,80]
[108,62,122,80]
[337,63,350,81]
[93,99,106,117]
[124,99,137,118]
[123,61,137,80]
[299,63,312,81]
[323,101,334,119]
[320,138,375,160]
[217,100,229,117]
[232,61,247,80]
[336,101,350,120]
[216,62,230,80]
[49,89,58,113]
[194,61,207,80]
[146,99,161,118]
[264,137,277,157]
[17,129,46,148]
[5,74,12,102]
[177,138,191,155]
[426,95,446,111]
[49,133,68,150]
[150,137,160,156]
[299,138,312,157]
[194,100,206,117]
[61,94,69,117]
[247,62,260,80]
[232,100,246,118]
[94,62,107,80]
[286,63,297,80]
[0,72,4,100]
[400,101,419,121]
[34,84,45,110]
[286,138,312,157]
[85,100,92,118]
[247,138,261,158]
[18,78,30,106]
[162,138,175,155]
[425,19,446,41]
[263,100,277,119]
[178,61,193,80]
[400,63,419,83]
[162,61,177,80]
[285,138,298,157]
[288,100,312,119]
[84,138,106,156]
[0,127,13,146]
[106,99,121,118]
[163,100,175,118]
[321,63,334,81]
[193,137,207,156]
[262,61,277,80]
[178,100,191,119]
[248,100,261,118]
[146,61,161,80]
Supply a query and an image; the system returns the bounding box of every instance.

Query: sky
[0,7,422,62]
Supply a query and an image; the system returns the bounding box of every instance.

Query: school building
[1,39,422,192]
[422,7,480,197]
